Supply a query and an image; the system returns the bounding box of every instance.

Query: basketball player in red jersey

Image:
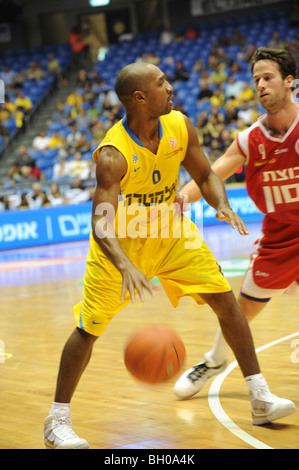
[174,47,299,406]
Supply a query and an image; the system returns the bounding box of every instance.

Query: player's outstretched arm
[182,116,248,235]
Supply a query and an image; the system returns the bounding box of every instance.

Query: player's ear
[286,74,295,89]
[132,90,146,104]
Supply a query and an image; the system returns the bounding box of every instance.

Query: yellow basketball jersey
[93,110,188,238]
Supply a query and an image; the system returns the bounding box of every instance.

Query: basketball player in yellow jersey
[44,62,295,449]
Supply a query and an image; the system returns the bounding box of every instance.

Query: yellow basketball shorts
[74,219,231,336]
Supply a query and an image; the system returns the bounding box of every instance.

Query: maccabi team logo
[169,137,177,148]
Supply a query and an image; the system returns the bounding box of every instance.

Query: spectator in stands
[0,103,11,123]
[268,30,282,49]
[224,76,245,100]
[237,43,255,62]
[68,151,89,179]
[69,25,88,66]
[0,118,9,136]
[26,61,44,82]
[230,117,248,139]
[160,27,174,44]
[205,115,225,140]
[98,82,119,110]
[87,101,101,118]
[19,193,30,209]
[91,119,106,142]
[231,28,246,46]
[68,130,91,155]
[32,129,51,152]
[83,159,96,181]
[218,128,233,153]
[209,63,228,86]
[77,69,91,88]
[218,48,233,68]
[230,60,243,75]
[172,61,189,82]
[18,165,37,184]
[219,33,231,47]
[75,107,93,130]
[237,82,255,103]
[40,192,51,207]
[207,45,221,69]
[47,183,64,206]
[66,124,82,150]
[237,101,260,126]
[29,182,44,208]
[197,80,214,101]
[53,156,70,181]
[82,83,97,104]
[66,89,84,107]
[52,101,69,124]
[56,135,69,158]
[48,129,63,149]
[65,176,90,204]
[14,90,33,115]
[1,65,16,86]
[7,162,22,184]
[288,38,299,63]
[210,87,225,107]
[90,69,104,86]
[47,53,62,82]
[225,104,239,124]
[0,195,11,211]
[14,106,25,129]
[145,52,160,65]
[11,69,27,89]
[15,145,35,169]
[192,58,206,74]
[185,25,197,40]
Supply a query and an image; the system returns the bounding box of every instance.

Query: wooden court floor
[0,224,298,450]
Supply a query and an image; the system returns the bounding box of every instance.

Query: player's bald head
[114,62,158,105]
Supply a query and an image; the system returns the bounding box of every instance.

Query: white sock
[204,328,230,366]
[50,401,70,416]
[245,373,267,394]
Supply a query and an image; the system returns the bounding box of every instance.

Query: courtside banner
[0,203,92,250]
[188,185,263,226]
[0,187,263,250]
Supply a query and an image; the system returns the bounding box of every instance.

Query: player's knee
[237,294,266,322]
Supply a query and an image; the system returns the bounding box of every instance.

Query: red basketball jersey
[237,112,299,290]
[237,112,299,225]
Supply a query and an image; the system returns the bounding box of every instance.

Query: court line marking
[208,331,299,449]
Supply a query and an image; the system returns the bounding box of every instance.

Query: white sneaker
[173,359,228,399]
[44,408,89,449]
[250,381,296,425]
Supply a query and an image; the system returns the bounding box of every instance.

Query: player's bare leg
[199,291,260,377]
[238,293,267,322]
[44,328,97,449]
[54,328,98,403]
[174,291,296,424]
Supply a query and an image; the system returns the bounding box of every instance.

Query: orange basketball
[124,325,186,383]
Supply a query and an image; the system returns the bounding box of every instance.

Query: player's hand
[119,260,155,303]
[216,204,249,235]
